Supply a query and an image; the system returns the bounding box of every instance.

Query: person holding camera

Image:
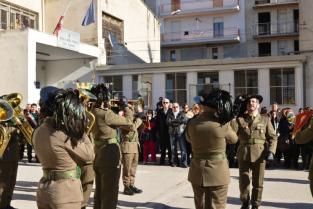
[231,95,277,209]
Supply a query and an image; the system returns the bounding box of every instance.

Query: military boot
[130,185,143,193]
[240,202,249,209]
[124,186,134,195]
[251,206,258,209]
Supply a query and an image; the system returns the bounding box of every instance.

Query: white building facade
[158,0,245,61]
[97,55,305,110]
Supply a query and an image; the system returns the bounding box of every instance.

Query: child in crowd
[142,110,157,164]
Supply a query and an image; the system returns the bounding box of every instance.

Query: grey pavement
[11,161,313,209]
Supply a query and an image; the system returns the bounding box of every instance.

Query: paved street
[12,161,312,209]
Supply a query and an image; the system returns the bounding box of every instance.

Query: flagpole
[53,0,74,35]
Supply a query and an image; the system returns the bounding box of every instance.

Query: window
[171,0,181,12]
[294,40,299,52]
[213,18,224,38]
[278,40,288,55]
[258,42,271,56]
[166,73,186,105]
[170,50,176,61]
[0,9,8,29]
[212,47,218,59]
[102,13,124,64]
[0,3,37,30]
[234,70,258,96]
[270,68,295,105]
[197,72,219,94]
[258,12,271,35]
[132,75,139,99]
[102,75,123,98]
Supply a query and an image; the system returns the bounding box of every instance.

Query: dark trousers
[159,134,171,164]
[239,160,266,207]
[192,184,228,209]
[19,143,33,162]
[93,144,121,209]
[0,161,18,208]
[170,134,187,167]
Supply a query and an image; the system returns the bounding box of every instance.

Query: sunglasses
[163,102,169,104]
[173,106,179,108]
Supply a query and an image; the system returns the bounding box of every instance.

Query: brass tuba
[78,89,96,135]
[4,93,33,145]
[0,99,14,157]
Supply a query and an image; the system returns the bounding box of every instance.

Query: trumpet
[4,93,33,145]
[0,99,15,157]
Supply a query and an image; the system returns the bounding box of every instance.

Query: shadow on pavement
[263,177,309,184]
[227,196,313,209]
[13,193,36,201]
[118,200,189,209]
[231,175,309,185]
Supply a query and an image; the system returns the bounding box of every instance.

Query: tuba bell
[4,93,33,145]
[0,99,15,157]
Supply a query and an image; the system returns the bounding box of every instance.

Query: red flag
[292,110,313,139]
[53,16,64,36]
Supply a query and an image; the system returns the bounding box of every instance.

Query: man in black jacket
[155,98,172,165]
[166,102,188,167]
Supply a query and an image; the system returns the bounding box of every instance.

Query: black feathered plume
[201,89,234,125]
[52,89,87,147]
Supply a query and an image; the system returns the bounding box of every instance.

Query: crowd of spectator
[138,97,313,171]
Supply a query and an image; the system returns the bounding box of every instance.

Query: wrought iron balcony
[252,21,299,38]
[254,0,298,8]
[159,0,239,17]
[161,27,240,47]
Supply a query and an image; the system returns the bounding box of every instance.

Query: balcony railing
[161,27,240,46]
[159,0,239,17]
[255,0,298,7]
[252,21,299,37]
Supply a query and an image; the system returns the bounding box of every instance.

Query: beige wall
[102,0,161,63]
[44,59,91,85]
[0,30,29,105]
[299,0,313,106]
[44,0,98,45]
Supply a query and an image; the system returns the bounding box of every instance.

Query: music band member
[231,95,277,209]
[186,89,237,209]
[119,97,143,195]
[91,84,133,209]
[33,89,94,209]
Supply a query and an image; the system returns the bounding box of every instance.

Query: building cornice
[96,55,306,75]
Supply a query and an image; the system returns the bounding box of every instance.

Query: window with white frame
[102,75,123,99]
[234,70,258,96]
[0,2,37,30]
[166,73,186,105]
[270,68,295,105]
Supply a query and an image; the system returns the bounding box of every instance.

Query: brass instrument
[4,93,33,145]
[78,88,96,135]
[0,99,15,157]
[109,98,144,111]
